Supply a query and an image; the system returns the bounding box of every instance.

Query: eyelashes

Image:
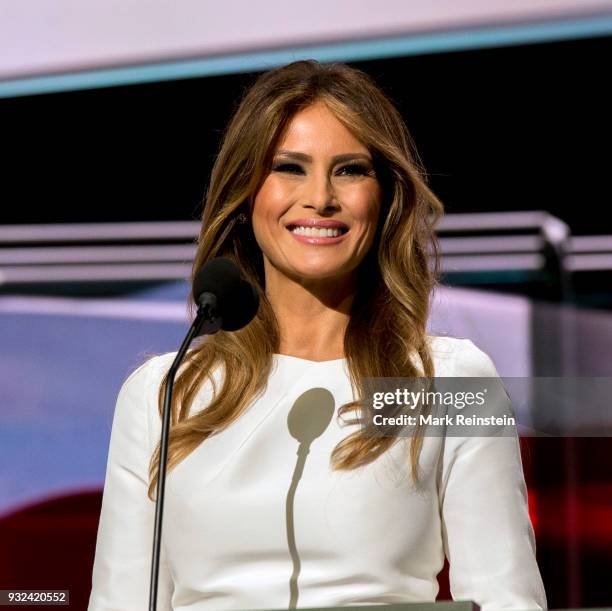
[271,162,372,177]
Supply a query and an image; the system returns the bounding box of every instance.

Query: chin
[289,265,348,281]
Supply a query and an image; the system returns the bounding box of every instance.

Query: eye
[272,163,304,174]
[337,163,370,176]
[271,162,372,176]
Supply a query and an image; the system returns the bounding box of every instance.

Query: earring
[236,212,248,225]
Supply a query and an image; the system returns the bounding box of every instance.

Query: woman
[88,60,547,610]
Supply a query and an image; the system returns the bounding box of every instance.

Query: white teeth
[290,226,344,237]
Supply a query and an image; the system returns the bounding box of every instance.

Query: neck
[265,269,356,361]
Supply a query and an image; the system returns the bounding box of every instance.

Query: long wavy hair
[147,59,445,500]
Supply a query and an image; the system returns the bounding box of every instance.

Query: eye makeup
[271,162,373,176]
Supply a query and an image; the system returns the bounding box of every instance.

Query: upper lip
[285,218,349,231]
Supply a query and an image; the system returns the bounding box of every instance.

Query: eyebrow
[274,150,372,163]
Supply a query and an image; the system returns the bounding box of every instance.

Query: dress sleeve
[88,356,174,611]
[439,339,547,610]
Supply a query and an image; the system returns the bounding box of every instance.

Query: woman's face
[252,100,382,287]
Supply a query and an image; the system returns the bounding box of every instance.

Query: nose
[302,170,339,213]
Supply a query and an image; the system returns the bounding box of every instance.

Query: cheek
[352,187,382,228]
[370,184,383,222]
[254,177,294,210]
[252,180,289,245]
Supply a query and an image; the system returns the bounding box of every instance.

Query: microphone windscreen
[193,257,241,306]
[221,279,260,331]
[193,258,259,332]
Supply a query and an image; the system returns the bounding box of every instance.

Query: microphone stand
[148,294,221,611]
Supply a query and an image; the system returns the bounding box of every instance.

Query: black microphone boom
[148,257,259,611]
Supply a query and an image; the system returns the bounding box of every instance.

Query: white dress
[87,335,547,611]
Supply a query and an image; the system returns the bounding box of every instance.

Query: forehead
[277,102,368,153]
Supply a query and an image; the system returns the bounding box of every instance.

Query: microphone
[148,257,259,611]
[193,257,260,333]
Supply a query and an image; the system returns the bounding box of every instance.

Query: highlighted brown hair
[147,59,444,500]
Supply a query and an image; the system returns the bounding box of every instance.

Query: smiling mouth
[286,225,349,238]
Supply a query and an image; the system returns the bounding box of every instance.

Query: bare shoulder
[425,334,499,377]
